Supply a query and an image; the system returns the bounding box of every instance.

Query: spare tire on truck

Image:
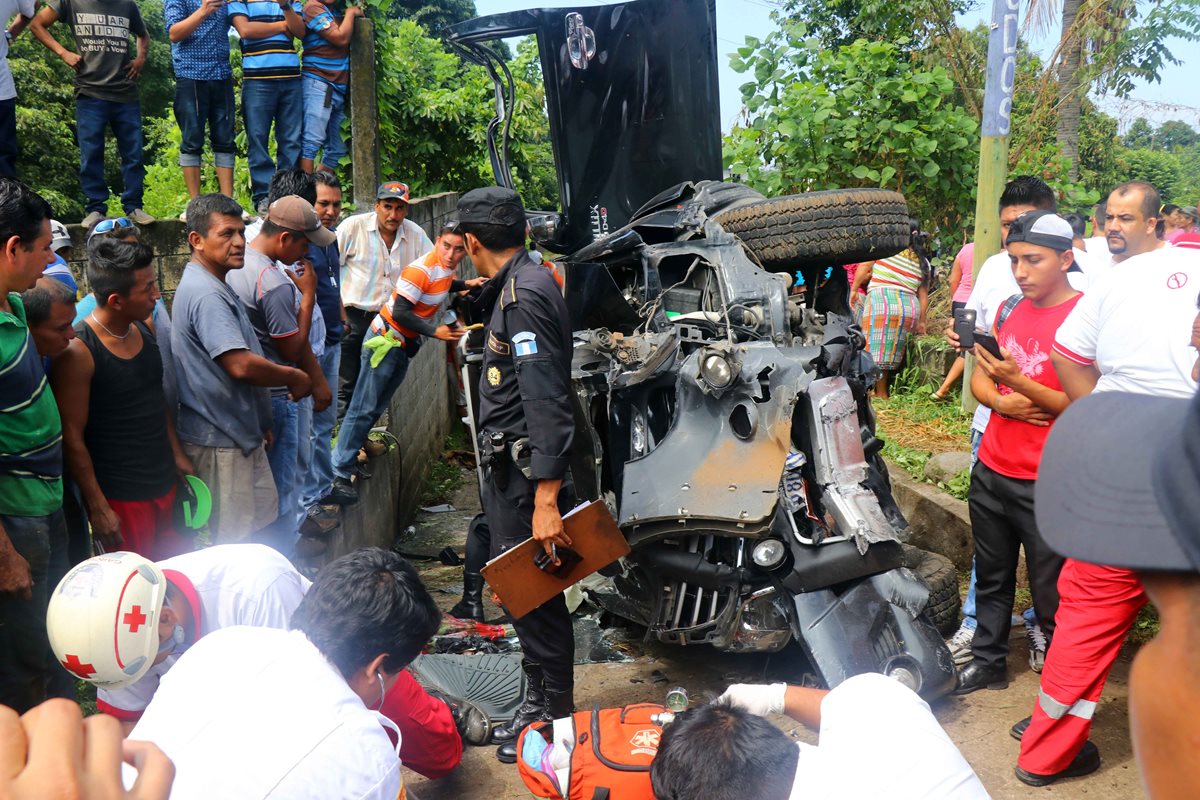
[900,544,961,637]
[714,188,910,271]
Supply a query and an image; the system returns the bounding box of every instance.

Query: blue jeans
[961,427,985,629]
[302,344,340,508]
[259,395,300,554]
[76,97,144,214]
[331,334,411,481]
[242,77,303,205]
[300,75,347,169]
[0,511,74,712]
[174,77,236,169]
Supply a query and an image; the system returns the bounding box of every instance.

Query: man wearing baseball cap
[226,195,334,557]
[1030,376,1200,796]
[953,211,1081,697]
[456,186,578,764]
[334,181,433,419]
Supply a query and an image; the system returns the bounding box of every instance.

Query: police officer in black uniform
[456,187,576,764]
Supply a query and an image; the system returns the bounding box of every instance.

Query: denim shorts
[174,77,236,168]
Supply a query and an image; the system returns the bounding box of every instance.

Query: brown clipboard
[481,500,630,620]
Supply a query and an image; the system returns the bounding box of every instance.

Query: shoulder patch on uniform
[487,366,501,386]
[512,331,538,357]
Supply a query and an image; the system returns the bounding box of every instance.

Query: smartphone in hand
[953,308,977,350]
[974,332,1004,360]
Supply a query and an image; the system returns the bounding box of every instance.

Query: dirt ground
[400,474,1146,800]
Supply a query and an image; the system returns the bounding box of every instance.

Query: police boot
[544,687,574,721]
[494,661,547,763]
[495,685,574,764]
[449,573,485,621]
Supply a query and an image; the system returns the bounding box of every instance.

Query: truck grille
[654,535,739,645]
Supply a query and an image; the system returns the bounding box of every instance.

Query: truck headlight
[700,352,733,389]
[751,539,786,569]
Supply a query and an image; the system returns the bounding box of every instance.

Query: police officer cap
[457,187,526,226]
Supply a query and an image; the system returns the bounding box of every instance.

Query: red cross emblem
[61,654,97,678]
[123,605,148,633]
[1167,272,1188,290]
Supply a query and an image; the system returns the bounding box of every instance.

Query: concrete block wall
[67,193,463,555]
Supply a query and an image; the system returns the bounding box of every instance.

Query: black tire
[900,544,960,637]
[714,188,910,271]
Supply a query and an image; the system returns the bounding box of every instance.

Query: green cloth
[0,294,63,516]
[363,330,405,369]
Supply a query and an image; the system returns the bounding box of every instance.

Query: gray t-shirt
[225,245,301,397]
[48,0,146,103]
[171,262,272,455]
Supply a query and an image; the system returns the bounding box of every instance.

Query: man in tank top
[49,237,196,560]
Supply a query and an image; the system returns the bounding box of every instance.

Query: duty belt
[478,430,532,490]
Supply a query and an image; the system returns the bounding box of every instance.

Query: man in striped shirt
[229,0,306,212]
[335,181,433,417]
[0,177,74,713]
[298,0,361,174]
[325,222,482,504]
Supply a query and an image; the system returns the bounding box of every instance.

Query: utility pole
[349,17,380,213]
[963,0,1018,414]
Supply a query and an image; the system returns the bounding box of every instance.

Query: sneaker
[1024,615,1048,673]
[299,505,340,537]
[242,208,258,223]
[946,620,975,667]
[81,211,105,229]
[127,208,156,225]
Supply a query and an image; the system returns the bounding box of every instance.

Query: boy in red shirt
[954,211,1083,696]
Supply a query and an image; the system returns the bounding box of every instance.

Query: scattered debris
[421,503,457,513]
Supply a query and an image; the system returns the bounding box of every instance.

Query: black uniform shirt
[477,250,574,481]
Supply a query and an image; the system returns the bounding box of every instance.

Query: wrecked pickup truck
[447,0,959,698]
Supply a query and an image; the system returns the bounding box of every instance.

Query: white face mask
[375,671,386,711]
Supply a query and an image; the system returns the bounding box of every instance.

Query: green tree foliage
[1155,119,1199,150]
[1120,148,1182,200]
[386,0,477,34]
[1123,117,1156,148]
[369,16,557,210]
[724,24,979,234]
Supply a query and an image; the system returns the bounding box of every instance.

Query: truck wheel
[714,188,910,271]
[900,545,960,637]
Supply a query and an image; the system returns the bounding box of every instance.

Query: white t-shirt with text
[1054,244,1200,398]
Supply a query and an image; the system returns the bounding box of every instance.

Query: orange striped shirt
[371,250,457,340]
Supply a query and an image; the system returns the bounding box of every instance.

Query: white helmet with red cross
[46,551,168,689]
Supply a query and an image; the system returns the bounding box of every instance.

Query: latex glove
[717,683,787,716]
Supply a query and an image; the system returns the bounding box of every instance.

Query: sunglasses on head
[88,217,135,239]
